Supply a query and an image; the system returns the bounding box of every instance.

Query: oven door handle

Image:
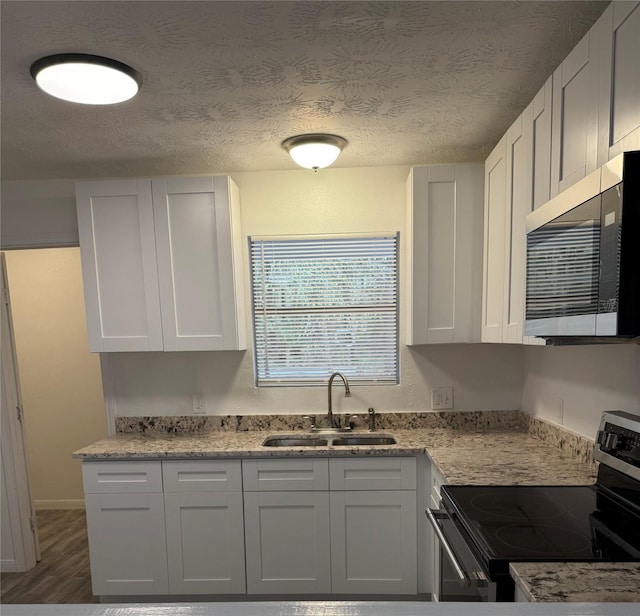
[426,508,470,587]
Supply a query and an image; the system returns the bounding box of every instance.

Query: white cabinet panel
[551,33,599,196]
[164,491,246,594]
[481,137,508,342]
[76,175,246,353]
[242,458,329,491]
[597,1,640,164]
[85,492,168,596]
[163,459,242,492]
[329,457,416,491]
[503,115,531,344]
[531,77,553,210]
[243,491,331,594]
[330,490,417,595]
[82,460,162,494]
[76,180,163,351]
[152,176,246,351]
[406,164,484,344]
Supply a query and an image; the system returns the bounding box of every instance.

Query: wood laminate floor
[1,509,98,604]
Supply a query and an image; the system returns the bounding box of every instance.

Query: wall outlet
[192,393,206,415]
[431,387,453,410]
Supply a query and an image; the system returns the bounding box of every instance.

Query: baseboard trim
[1,558,18,573]
[34,499,85,510]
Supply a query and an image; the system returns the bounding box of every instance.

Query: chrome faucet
[327,372,351,429]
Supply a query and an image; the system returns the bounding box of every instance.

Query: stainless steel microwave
[524,150,640,342]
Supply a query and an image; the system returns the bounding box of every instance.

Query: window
[249,234,399,386]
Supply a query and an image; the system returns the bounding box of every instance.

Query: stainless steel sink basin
[261,434,397,447]
[331,435,397,446]
[262,435,329,447]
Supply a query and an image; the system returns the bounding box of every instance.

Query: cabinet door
[330,490,417,594]
[152,176,246,351]
[406,164,484,344]
[243,491,331,594]
[551,32,599,196]
[429,492,441,601]
[531,77,553,210]
[85,493,168,595]
[481,137,508,342]
[502,114,532,344]
[596,1,640,165]
[76,179,163,352]
[164,491,246,594]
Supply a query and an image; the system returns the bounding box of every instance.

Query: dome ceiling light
[282,134,347,170]
[30,53,142,105]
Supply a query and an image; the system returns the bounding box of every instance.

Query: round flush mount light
[30,53,142,105]
[282,133,347,170]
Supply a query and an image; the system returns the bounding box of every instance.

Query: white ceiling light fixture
[30,53,142,105]
[282,133,347,170]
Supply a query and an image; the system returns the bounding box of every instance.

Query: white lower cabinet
[163,460,245,594]
[83,456,418,598]
[82,461,168,596]
[243,491,332,594]
[330,490,417,594]
[242,456,417,596]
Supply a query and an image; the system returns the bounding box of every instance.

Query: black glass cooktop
[441,483,640,567]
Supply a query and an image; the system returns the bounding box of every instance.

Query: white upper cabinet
[76,176,246,352]
[481,137,507,343]
[596,1,640,165]
[531,77,553,210]
[550,30,599,197]
[76,179,163,352]
[406,164,484,345]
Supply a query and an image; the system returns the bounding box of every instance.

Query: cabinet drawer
[329,457,416,491]
[242,459,329,491]
[82,461,162,494]
[163,460,242,492]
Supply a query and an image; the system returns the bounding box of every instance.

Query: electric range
[428,410,640,601]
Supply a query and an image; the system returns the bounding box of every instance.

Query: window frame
[248,232,400,387]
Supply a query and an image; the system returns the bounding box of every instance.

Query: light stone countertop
[509,563,640,603]
[72,427,597,486]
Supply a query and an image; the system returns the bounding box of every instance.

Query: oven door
[426,508,496,602]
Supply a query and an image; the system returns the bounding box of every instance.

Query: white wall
[4,248,107,507]
[0,179,78,248]
[521,344,640,438]
[103,166,524,417]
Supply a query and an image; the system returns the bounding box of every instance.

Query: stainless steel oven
[426,508,496,601]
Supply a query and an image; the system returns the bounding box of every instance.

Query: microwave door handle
[426,508,469,587]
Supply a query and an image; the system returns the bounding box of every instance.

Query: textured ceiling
[1,1,609,180]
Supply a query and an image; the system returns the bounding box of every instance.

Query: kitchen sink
[262,435,329,447]
[331,435,397,446]
[261,434,397,447]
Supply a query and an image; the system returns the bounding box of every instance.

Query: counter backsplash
[115,410,596,465]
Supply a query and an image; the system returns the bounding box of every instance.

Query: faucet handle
[368,407,376,432]
[303,415,316,431]
[347,414,360,430]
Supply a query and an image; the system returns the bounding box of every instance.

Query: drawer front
[163,460,242,492]
[82,461,163,494]
[329,457,416,491]
[242,458,329,491]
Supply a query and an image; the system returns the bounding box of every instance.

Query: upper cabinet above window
[76,176,246,352]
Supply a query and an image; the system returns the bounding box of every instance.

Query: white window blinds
[249,234,399,386]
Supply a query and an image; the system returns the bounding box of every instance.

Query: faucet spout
[327,372,351,429]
